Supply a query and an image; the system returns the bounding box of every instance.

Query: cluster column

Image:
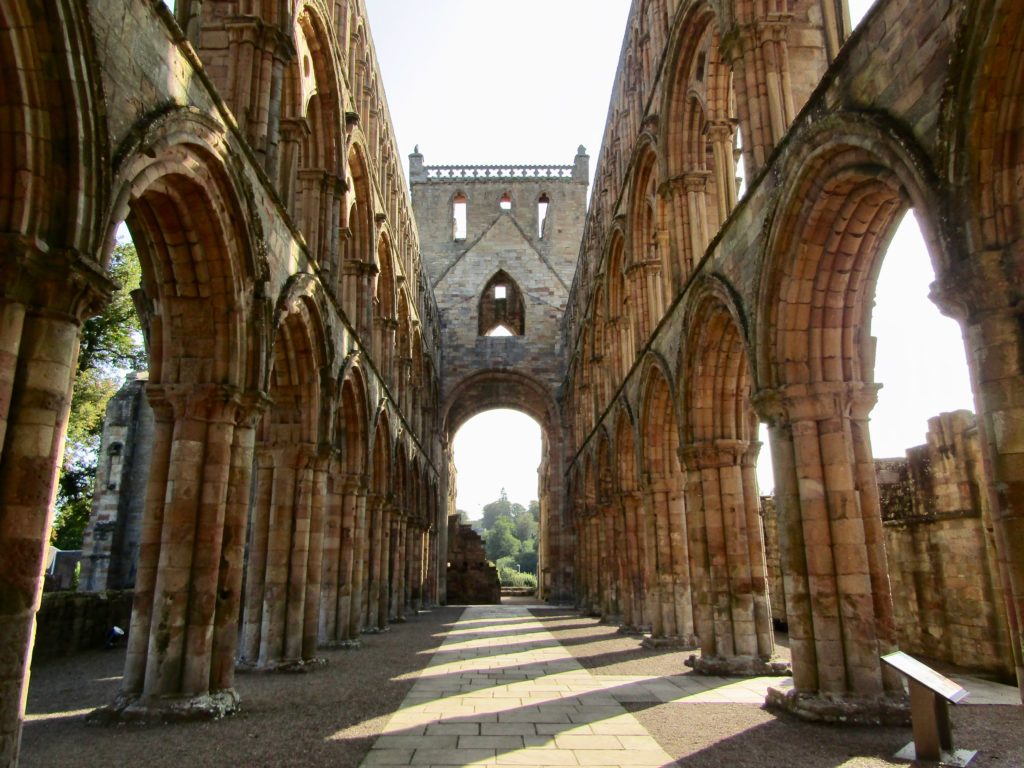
[935,259,1024,700]
[753,382,904,722]
[640,475,697,646]
[680,440,782,675]
[116,384,266,718]
[0,247,110,764]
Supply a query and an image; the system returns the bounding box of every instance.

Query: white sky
[365,0,974,512]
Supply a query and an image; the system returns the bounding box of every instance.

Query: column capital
[930,251,1016,323]
[1,236,114,322]
[679,439,748,470]
[146,383,259,425]
[751,381,880,426]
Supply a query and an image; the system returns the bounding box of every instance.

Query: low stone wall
[32,591,133,663]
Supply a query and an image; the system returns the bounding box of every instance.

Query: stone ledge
[86,689,240,726]
[641,633,700,650]
[765,682,910,725]
[686,654,792,677]
[235,657,328,674]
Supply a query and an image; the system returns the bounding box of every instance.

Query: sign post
[881,651,977,766]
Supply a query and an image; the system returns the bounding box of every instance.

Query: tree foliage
[479,489,540,573]
[51,242,145,550]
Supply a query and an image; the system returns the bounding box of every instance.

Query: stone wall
[32,592,134,663]
[880,412,1014,680]
[445,516,500,605]
[79,374,154,592]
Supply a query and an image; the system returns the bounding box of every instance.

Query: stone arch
[947,0,1024,696]
[373,231,397,378]
[661,1,737,278]
[478,270,526,336]
[757,115,947,391]
[342,140,374,334]
[240,277,331,669]
[443,371,558,440]
[751,115,946,712]
[637,356,695,643]
[107,110,263,391]
[0,0,105,253]
[677,277,776,672]
[280,0,345,270]
[110,111,271,715]
[627,141,665,347]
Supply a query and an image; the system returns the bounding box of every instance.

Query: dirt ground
[19,604,1024,767]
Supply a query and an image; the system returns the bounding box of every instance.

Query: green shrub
[497,567,537,589]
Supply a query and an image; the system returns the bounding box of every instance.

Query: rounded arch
[679,277,756,444]
[108,111,264,390]
[637,355,681,480]
[0,1,105,253]
[442,371,558,442]
[370,408,392,496]
[337,363,370,477]
[757,115,949,390]
[613,401,639,495]
[260,280,332,446]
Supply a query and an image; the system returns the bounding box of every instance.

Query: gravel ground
[20,606,464,768]
[20,605,1023,768]
[531,609,1024,768]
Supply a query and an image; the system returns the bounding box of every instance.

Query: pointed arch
[478,269,526,336]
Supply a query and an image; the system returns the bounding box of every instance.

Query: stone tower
[410,147,588,600]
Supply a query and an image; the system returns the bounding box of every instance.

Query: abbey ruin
[1,0,1023,765]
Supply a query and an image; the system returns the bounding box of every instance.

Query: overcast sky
[364,0,974,512]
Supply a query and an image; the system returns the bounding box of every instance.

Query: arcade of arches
[1,0,1023,764]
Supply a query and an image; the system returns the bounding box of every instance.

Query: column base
[236,657,328,673]
[616,623,650,636]
[599,613,624,626]
[361,625,390,634]
[641,633,699,650]
[765,681,910,725]
[685,654,792,677]
[87,689,240,725]
[319,638,363,650]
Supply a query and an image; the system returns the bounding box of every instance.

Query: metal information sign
[881,651,976,767]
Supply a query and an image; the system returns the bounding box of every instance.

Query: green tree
[485,516,521,561]
[51,242,145,550]
[481,488,514,532]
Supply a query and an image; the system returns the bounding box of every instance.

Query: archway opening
[452,409,543,590]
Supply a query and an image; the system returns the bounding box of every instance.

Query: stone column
[753,383,905,723]
[378,502,392,631]
[680,440,783,676]
[705,120,738,222]
[210,395,267,691]
[113,384,259,719]
[618,491,646,632]
[318,456,344,646]
[0,248,110,764]
[301,449,329,660]
[683,171,712,268]
[641,476,697,647]
[347,479,368,641]
[935,262,1024,701]
[723,16,796,175]
[239,448,274,664]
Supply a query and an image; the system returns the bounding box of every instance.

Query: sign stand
[881,651,977,767]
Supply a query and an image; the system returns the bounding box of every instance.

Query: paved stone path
[361,604,788,767]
